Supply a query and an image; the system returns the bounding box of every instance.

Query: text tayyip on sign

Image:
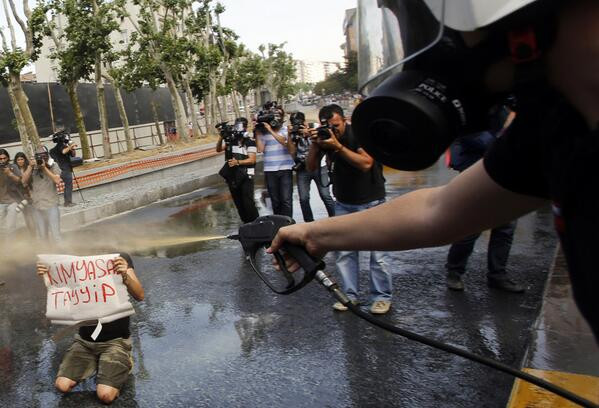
[38,254,135,326]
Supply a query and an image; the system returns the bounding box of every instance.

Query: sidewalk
[54,140,224,230]
[508,246,599,407]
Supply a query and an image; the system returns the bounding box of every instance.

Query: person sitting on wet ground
[36,253,144,404]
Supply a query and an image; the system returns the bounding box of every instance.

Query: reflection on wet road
[0,161,558,407]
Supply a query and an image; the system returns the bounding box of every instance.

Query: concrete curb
[61,172,222,231]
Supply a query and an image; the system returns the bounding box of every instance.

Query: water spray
[228,215,598,408]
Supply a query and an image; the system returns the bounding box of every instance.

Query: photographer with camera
[288,111,335,222]
[305,104,392,314]
[50,131,77,207]
[11,152,36,235]
[216,117,259,223]
[254,102,295,217]
[0,149,23,240]
[21,146,63,242]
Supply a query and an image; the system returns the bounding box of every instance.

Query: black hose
[346,303,598,408]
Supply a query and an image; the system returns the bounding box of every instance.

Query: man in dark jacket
[50,131,77,207]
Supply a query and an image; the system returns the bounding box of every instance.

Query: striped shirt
[225,132,257,176]
[257,126,294,172]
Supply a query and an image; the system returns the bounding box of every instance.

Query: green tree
[0,0,46,154]
[120,46,166,144]
[45,0,97,159]
[258,43,296,103]
[119,0,193,142]
[313,51,357,95]
[232,52,266,113]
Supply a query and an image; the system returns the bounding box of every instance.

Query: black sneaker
[446,272,464,291]
[487,276,525,293]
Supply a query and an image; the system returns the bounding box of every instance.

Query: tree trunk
[6,82,32,157]
[204,97,212,135]
[114,87,134,152]
[95,58,112,159]
[231,92,241,118]
[204,94,212,132]
[243,94,251,117]
[150,97,164,145]
[183,76,202,138]
[9,73,40,149]
[163,69,189,142]
[216,95,225,123]
[66,81,92,160]
[209,76,218,129]
[193,100,205,135]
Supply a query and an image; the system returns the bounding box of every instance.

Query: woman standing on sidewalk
[12,152,36,235]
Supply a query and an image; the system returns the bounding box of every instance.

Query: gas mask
[351,0,555,170]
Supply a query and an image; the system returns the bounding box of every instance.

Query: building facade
[294,60,341,84]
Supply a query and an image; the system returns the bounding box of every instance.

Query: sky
[0,0,357,67]
[218,0,357,62]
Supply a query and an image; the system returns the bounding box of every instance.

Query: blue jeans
[61,169,73,204]
[0,202,18,235]
[296,166,335,222]
[33,206,62,242]
[264,170,293,217]
[446,220,516,277]
[335,199,392,302]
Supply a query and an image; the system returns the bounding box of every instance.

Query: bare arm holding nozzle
[268,161,547,270]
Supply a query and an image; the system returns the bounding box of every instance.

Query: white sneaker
[333,299,360,311]
[333,302,348,311]
[370,300,391,315]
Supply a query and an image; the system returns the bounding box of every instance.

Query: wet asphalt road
[0,162,558,407]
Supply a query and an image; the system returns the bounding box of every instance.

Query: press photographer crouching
[216,118,259,223]
[50,130,78,207]
[289,112,335,222]
[21,146,63,243]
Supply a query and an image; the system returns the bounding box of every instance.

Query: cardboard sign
[38,254,135,326]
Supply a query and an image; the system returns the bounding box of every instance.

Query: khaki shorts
[57,335,133,389]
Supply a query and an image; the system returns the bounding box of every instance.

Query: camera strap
[317,153,333,188]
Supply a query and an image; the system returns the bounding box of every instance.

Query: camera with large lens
[15,199,28,213]
[316,124,334,141]
[52,130,71,145]
[216,121,244,145]
[34,153,45,166]
[289,112,306,143]
[255,111,282,130]
[255,101,283,131]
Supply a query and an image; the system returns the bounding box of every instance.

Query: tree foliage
[313,51,357,95]
[46,0,119,85]
[259,43,296,102]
